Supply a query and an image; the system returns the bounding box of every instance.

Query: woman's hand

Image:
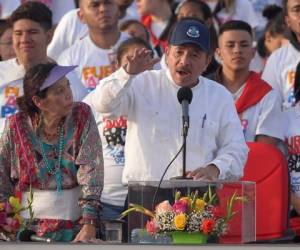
[73,224,97,243]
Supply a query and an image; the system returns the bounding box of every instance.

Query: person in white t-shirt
[84,37,154,222]
[0,2,85,135]
[262,0,300,109]
[208,20,283,146]
[282,61,300,217]
[47,9,88,60]
[48,1,139,60]
[92,18,248,183]
[57,0,130,94]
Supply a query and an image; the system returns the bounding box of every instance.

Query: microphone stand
[182,121,188,179]
[171,120,192,180]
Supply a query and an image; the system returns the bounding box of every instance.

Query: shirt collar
[165,68,203,91]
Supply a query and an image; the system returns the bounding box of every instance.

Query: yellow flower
[9,196,22,211]
[195,199,206,212]
[174,213,186,230]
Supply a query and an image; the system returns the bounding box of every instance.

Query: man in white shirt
[209,20,283,146]
[57,0,129,93]
[93,18,248,183]
[262,0,300,109]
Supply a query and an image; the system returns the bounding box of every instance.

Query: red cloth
[235,72,272,114]
[141,15,168,51]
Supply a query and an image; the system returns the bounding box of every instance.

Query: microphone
[17,229,53,243]
[177,87,193,136]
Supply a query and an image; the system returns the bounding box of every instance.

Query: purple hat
[39,65,77,91]
[169,19,210,52]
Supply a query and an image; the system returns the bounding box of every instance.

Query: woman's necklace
[38,118,65,192]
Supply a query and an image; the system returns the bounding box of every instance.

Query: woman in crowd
[0,63,104,242]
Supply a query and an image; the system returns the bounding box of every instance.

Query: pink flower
[172,200,188,213]
[155,200,172,214]
[146,219,159,235]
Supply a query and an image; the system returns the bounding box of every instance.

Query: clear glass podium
[127,180,256,244]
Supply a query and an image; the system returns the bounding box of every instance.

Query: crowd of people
[0,0,299,243]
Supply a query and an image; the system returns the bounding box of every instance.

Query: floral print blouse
[0,102,104,236]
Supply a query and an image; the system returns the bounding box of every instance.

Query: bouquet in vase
[121,187,245,244]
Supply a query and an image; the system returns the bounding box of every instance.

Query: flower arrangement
[121,187,245,244]
[0,189,34,241]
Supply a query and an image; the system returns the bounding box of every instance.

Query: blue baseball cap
[169,19,210,52]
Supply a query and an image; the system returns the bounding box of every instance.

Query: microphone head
[17,229,35,241]
[177,87,193,104]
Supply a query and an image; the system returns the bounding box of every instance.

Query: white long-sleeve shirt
[91,67,248,183]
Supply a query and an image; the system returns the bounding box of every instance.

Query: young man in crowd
[262,0,300,109]
[209,20,283,146]
[57,0,129,93]
[92,18,248,183]
[0,1,52,133]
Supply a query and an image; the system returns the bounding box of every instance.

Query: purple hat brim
[39,65,77,91]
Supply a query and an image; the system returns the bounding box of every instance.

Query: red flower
[201,219,215,234]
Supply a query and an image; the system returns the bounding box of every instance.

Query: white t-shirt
[47,9,88,61]
[93,67,248,183]
[0,58,25,133]
[57,32,129,93]
[283,103,300,199]
[84,92,127,207]
[235,88,283,142]
[262,42,300,109]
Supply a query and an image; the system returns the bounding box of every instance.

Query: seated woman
[0,63,104,242]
